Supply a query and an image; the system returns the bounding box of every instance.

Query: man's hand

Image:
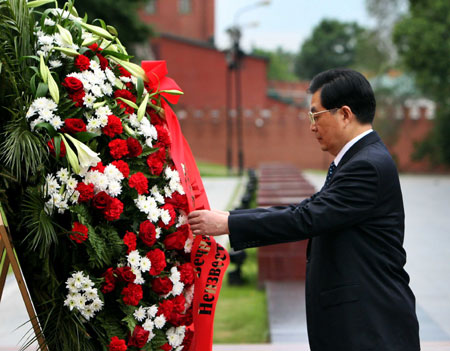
[188,210,230,236]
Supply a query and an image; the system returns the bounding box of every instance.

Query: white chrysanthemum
[127,250,141,268]
[90,84,103,98]
[164,186,174,198]
[160,208,171,225]
[166,327,184,348]
[170,267,181,283]
[128,113,139,128]
[90,60,100,71]
[30,118,44,130]
[69,190,80,204]
[133,269,145,285]
[26,106,36,119]
[151,186,165,204]
[148,206,161,223]
[44,18,56,26]
[135,197,151,214]
[98,114,108,127]
[81,276,95,289]
[139,118,157,139]
[177,214,187,227]
[133,306,147,322]
[64,295,77,311]
[171,281,184,296]
[83,93,96,108]
[169,178,180,192]
[56,168,69,182]
[184,236,193,254]
[49,59,62,68]
[147,305,158,319]
[176,184,186,195]
[50,116,64,130]
[32,97,56,111]
[45,174,60,195]
[74,293,87,309]
[120,76,132,83]
[87,117,101,132]
[105,68,116,84]
[83,288,98,300]
[104,164,124,181]
[107,181,122,197]
[142,318,154,332]
[145,138,154,148]
[56,199,69,214]
[39,108,54,122]
[66,277,78,293]
[95,105,112,119]
[66,177,78,190]
[38,34,54,46]
[140,256,151,273]
[91,298,104,312]
[174,346,184,351]
[154,315,166,329]
[101,83,113,96]
[81,307,95,320]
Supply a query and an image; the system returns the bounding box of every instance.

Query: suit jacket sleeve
[228,160,380,250]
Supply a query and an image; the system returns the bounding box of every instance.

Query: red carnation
[147,249,167,276]
[163,225,189,251]
[75,182,95,203]
[158,204,176,229]
[114,89,136,114]
[90,161,105,173]
[157,299,174,318]
[155,124,171,148]
[182,330,194,350]
[115,266,136,283]
[74,54,90,71]
[62,76,83,92]
[165,193,189,211]
[92,191,111,210]
[152,277,173,295]
[62,118,87,134]
[89,43,102,52]
[128,172,149,195]
[109,139,129,159]
[104,197,123,221]
[102,267,116,294]
[118,65,131,77]
[70,89,86,107]
[123,231,137,254]
[128,325,149,348]
[97,53,109,70]
[108,336,127,351]
[147,147,166,176]
[47,138,66,157]
[102,115,123,138]
[121,283,143,306]
[111,160,130,178]
[69,222,88,243]
[139,220,157,247]
[126,137,142,158]
[179,262,195,285]
[171,294,186,314]
[160,344,172,351]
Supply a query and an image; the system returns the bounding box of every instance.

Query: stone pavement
[2,174,450,350]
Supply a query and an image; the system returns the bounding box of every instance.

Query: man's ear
[341,105,353,125]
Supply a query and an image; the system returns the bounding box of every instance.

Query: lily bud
[56,24,73,46]
[123,123,136,137]
[107,25,118,37]
[109,57,148,82]
[116,97,138,110]
[93,101,107,109]
[159,89,184,96]
[52,47,79,57]
[137,93,149,122]
[80,22,114,41]
[82,37,99,47]
[47,70,60,104]
[40,54,48,83]
[27,0,54,8]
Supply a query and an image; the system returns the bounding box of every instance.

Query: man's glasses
[308,108,339,125]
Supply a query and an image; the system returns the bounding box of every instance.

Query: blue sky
[215,0,376,53]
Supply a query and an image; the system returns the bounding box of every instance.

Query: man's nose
[310,122,317,132]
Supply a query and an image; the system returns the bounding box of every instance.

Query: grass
[196,160,235,177]
[213,248,269,344]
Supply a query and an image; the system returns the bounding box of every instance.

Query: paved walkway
[2,173,450,350]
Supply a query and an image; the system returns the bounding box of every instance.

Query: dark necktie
[324,161,337,188]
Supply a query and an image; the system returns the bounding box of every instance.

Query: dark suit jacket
[228,132,420,351]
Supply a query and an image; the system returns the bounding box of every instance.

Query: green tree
[393,0,450,164]
[74,0,153,55]
[252,47,298,81]
[294,19,364,80]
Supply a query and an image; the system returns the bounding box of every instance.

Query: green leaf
[121,314,137,332]
[99,50,131,60]
[36,82,49,98]
[35,122,57,137]
[150,329,167,350]
[116,97,138,109]
[136,77,144,99]
[75,131,99,143]
[53,134,62,159]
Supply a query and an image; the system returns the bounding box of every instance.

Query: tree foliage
[393,0,450,164]
[252,47,298,82]
[294,19,364,80]
[74,0,153,53]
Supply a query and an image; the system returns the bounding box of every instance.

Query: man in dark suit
[188,68,420,351]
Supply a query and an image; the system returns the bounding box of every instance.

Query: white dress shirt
[334,129,373,166]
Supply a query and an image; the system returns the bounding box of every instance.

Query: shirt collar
[334,129,373,166]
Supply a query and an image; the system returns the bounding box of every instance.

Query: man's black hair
[309,68,376,124]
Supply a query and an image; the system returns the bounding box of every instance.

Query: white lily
[60,134,80,174]
[108,57,148,82]
[57,24,73,46]
[64,134,101,171]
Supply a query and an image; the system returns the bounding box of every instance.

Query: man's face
[309,90,346,156]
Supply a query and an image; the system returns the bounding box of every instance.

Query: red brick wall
[139,0,214,43]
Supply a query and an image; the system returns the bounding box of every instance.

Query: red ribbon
[142,61,230,351]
